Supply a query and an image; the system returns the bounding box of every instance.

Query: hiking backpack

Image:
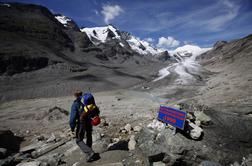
[83,92,95,105]
[83,92,101,126]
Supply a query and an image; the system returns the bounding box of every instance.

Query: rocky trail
[0,87,252,166]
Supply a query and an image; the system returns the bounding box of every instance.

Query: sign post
[158,105,187,132]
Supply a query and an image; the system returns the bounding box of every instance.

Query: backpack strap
[84,105,89,113]
[84,104,96,113]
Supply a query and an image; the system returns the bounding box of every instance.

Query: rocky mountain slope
[196,34,252,105]
[0,2,168,101]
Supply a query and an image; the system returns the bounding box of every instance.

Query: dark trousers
[76,123,94,156]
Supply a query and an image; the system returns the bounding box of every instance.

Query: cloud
[144,37,155,43]
[157,36,180,48]
[126,0,240,33]
[200,0,239,31]
[101,4,123,24]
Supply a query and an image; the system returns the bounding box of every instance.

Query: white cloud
[144,37,155,43]
[157,36,180,48]
[101,4,123,24]
[127,0,240,33]
[202,0,239,30]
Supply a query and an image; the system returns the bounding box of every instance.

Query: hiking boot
[86,153,100,162]
[86,152,95,162]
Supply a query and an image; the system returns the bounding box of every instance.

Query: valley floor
[0,53,252,166]
[0,84,252,166]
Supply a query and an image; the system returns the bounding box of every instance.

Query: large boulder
[0,130,23,153]
[128,135,136,151]
[0,148,7,159]
[136,127,206,165]
[16,161,41,166]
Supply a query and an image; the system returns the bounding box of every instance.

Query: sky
[2,0,252,49]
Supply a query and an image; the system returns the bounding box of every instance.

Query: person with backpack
[69,91,100,162]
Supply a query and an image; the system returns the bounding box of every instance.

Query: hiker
[69,91,100,162]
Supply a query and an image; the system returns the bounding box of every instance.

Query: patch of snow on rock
[1,3,11,7]
[119,42,124,47]
[55,15,71,27]
[127,36,161,55]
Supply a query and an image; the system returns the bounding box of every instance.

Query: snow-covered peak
[55,15,72,27]
[80,25,120,44]
[127,36,162,55]
[80,25,162,55]
[171,45,211,57]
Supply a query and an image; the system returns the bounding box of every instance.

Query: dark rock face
[156,51,172,61]
[213,41,227,49]
[0,3,73,49]
[0,2,78,75]
[0,56,49,75]
[0,130,23,154]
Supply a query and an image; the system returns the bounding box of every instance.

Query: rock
[162,153,172,163]
[112,138,121,143]
[0,156,16,166]
[186,112,194,121]
[13,153,31,163]
[72,162,80,166]
[36,135,46,141]
[124,124,132,133]
[148,153,166,163]
[147,120,165,131]
[137,127,203,165]
[16,161,41,166]
[102,119,109,126]
[31,140,67,158]
[153,161,166,166]
[38,153,64,166]
[232,161,240,166]
[98,162,124,166]
[93,133,102,142]
[20,142,43,153]
[199,160,222,166]
[0,130,23,153]
[194,111,212,125]
[121,129,127,134]
[213,41,227,49]
[128,135,136,151]
[107,140,129,151]
[135,159,141,163]
[188,121,203,140]
[242,154,252,166]
[195,120,201,126]
[0,148,7,159]
[40,162,49,166]
[133,126,142,132]
[46,133,56,143]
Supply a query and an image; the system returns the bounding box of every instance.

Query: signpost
[158,105,187,131]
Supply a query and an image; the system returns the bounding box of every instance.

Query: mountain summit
[80,25,163,56]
